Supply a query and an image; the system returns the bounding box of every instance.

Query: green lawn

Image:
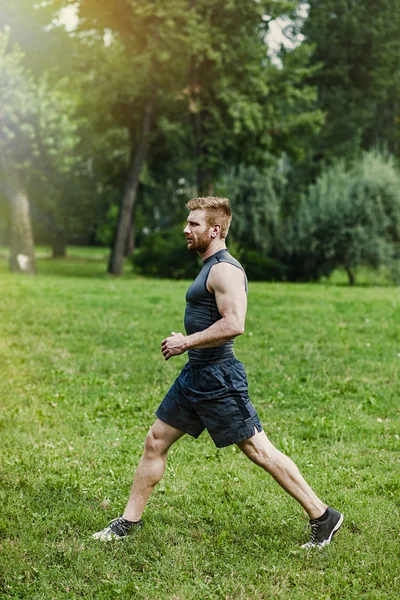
[0,252,399,599]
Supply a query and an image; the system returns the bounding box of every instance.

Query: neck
[199,240,227,262]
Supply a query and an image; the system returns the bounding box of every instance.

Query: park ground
[0,248,399,599]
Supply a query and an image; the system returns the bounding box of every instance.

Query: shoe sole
[92,532,126,541]
[92,523,143,542]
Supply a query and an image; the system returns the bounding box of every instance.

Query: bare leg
[122,419,185,522]
[237,429,326,519]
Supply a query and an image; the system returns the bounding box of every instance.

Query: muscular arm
[161,262,247,360]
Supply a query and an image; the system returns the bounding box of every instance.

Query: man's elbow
[224,315,245,337]
[231,321,245,336]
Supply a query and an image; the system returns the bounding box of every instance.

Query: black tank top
[184,249,248,365]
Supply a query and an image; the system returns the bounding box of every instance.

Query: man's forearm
[183,317,244,350]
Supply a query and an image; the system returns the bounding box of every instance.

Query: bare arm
[161,262,247,360]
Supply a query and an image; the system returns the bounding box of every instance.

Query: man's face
[183,209,212,253]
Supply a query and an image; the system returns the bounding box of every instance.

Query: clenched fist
[161,332,187,361]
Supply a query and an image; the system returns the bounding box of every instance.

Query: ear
[211,224,221,238]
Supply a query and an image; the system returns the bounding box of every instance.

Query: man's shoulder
[212,250,243,269]
[211,260,242,273]
[208,260,247,292]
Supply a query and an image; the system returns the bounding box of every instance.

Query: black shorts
[156,357,263,448]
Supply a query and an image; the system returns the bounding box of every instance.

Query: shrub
[286,151,400,284]
[217,165,284,256]
[240,250,287,282]
[132,225,200,279]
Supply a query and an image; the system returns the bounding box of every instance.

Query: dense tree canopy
[304,0,400,163]
[1,1,400,283]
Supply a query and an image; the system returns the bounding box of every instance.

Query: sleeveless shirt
[184,249,248,365]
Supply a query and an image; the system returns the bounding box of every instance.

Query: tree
[0,31,37,273]
[2,2,126,258]
[0,27,95,265]
[51,0,323,275]
[184,3,324,195]
[0,0,72,76]
[65,0,194,275]
[303,0,400,164]
[286,151,400,285]
[217,165,284,256]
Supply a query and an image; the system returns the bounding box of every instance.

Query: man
[93,196,343,547]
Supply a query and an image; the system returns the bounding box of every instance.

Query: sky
[55,4,79,31]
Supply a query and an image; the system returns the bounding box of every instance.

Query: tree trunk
[124,218,135,257]
[108,102,153,275]
[8,187,36,275]
[193,110,213,196]
[190,62,214,196]
[345,265,355,286]
[51,228,67,258]
[197,162,214,196]
[0,153,36,275]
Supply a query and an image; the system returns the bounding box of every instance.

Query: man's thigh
[190,358,263,448]
[155,365,205,439]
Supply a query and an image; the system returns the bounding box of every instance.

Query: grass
[0,249,400,599]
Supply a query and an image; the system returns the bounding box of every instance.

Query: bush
[133,227,287,282]
[217,165,284,256]
[132,225,200,279]
[240,250,287,281]
[285,151,400,284]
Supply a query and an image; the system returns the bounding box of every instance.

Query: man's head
[184,196,232,254]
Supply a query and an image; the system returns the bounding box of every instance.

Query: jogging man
[93,196,343,547]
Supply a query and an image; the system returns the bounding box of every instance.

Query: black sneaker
[92,516,143,541]
[301,507,344,548]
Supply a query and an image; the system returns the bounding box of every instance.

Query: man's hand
[161,332,187,361]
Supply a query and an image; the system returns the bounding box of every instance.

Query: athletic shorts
[156,356,263,448]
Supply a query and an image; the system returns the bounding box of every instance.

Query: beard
[187,231,211,253]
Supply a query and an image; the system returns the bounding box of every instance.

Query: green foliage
[240,250,287,282]
[0,30,78,177]
[132,225,200,279]
[0,30,37,171]
[5,0,400,283]
[2,1,326,262]
[286,151,400,284]
[169,0,324,192]
[218,165,285,256]
[0,0,72,75]
[47,0,324,232]
[215,165,288,281]
[304,0,400,162]
[96,203,120,246]
[132,164,290,283]
[0,30,94,247]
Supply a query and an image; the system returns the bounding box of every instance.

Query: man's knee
[143,422,170,457]
[239,431,278,466]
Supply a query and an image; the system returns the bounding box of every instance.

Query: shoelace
[106,516,132,533]
[106,516,123,527]
[309,522,319,544]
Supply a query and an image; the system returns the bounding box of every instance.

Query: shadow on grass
[0,256,138,280]
[38,259,113,279]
